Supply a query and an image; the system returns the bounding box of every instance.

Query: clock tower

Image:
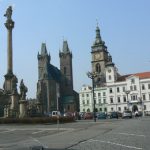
[91,25,109,87]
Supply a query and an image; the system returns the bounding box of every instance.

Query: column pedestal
[19,100,27,118]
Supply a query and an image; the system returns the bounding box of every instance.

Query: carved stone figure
[20,79,28,100]
[4,6,12,20]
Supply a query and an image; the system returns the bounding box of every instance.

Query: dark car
[97,112,107,119]
[110,112,118,119]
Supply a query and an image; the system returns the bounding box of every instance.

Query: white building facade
[79,25,150,115]
[79,85,107,113]
[106,68,150,114]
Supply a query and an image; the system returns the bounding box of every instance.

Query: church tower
[59,40,73,95]
[105,54,118,83]
[37,43,51,113]
[91,25,109,87]
[37,43,51,80]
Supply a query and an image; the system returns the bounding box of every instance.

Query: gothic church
[36,41,79,114]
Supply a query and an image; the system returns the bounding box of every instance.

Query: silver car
[122,110,132,118]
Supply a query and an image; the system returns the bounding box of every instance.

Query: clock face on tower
[94,53,101,60]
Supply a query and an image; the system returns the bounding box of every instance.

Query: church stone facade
[36,41,79,114]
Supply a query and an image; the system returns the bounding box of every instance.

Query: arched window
[87,108,90,112]
[95,63,101,73]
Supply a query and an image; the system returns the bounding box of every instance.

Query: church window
[95,63,101,73]
[64,67,67,75]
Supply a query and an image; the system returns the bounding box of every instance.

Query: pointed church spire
[41,43,48,55]
[62,40,70,53]
[94,24,103,45]
[106,53,114,67]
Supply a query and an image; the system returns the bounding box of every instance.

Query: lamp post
[139,97,144,117]
[125,90,130,110]
[87,71,97,122]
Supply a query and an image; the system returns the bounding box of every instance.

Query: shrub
[0,116,75,124]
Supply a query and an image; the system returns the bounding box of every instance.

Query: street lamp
[125,90,130,110]
[87,71,97,122]
[138,97,144,117]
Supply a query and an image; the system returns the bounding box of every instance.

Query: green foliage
[0,116,75,124]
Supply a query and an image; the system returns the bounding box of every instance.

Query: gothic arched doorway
[132,105,138,112]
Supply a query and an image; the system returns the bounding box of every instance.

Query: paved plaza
[0,117,150,150]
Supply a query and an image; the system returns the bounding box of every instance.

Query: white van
[52,111,60,117]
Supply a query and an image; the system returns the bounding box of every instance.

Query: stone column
[19,100,28,118]
[4,6,14,74]
[3,6,18,94]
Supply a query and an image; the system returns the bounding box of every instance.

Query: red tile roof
[133,72,150,79]
[117,72,150,82]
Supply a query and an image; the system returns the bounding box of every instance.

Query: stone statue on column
[4,6,12,20]
[19,79,28,100]
[19,79,28,118]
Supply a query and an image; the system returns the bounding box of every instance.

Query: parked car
[97,112,107,119]
[122,110,132,118]
[117,112,122,118]
[52,111,61,117]
[84,112,93,120]
[64,112,73,117]
[110,112,118,119]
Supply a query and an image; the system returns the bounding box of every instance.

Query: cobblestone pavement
[0,118,149,150]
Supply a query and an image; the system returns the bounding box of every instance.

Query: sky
[0,0,150,98]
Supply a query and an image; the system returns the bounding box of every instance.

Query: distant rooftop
[117,71,150,82]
